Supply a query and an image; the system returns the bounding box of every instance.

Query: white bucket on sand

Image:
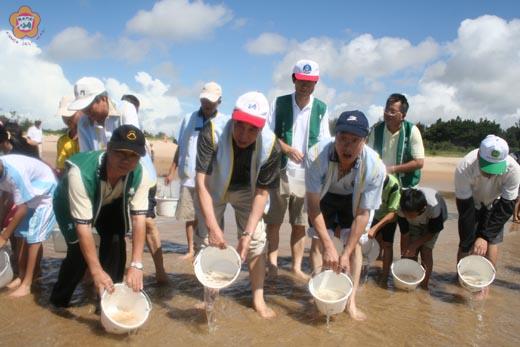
[308,269,353,316]
[100,283,152,334]
[156,197,178,217]
[457,255,496,292]
[194,246,241,289]
[52,227,100,253]
[0,249,14,289]
[391,259,425,291]
[287,164,306,198]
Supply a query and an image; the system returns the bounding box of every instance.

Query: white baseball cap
[68,77,106,111]
[56,96,75,117]
[293,59,320,82]
[231,91,269,128]
[479,134,509,175]
[199,81,222,103]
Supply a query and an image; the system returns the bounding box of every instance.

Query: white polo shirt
[455,149,520,208]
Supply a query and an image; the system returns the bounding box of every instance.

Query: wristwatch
[241,230,252,238]
[130,261,144,270]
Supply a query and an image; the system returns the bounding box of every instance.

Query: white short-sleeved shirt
[368,123,424,166]
[455,149,520,208]
[27,125,43,144]
[397,187,444,226]
[268,93,331,168]
[0,155,56,209]
[68,164,151,221]
[327,169,355,195]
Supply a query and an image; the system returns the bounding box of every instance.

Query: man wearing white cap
[68,77,121,152]
[55,96,81,177]
[265,59,331,281]
[195,91,281,319]
[165,82,226,260]
[455,135,520,267]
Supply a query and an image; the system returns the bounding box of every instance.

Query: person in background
[265,59,331,281]
[26,120,44,158]
[306,110,385,321]
[398,187,447,290]
[55,96,81,177]
[165,82,226,260]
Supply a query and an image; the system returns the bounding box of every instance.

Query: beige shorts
[264,171,307,226]
[194,189,267,260]
[175,185,196,221]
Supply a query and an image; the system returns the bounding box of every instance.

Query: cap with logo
[293,59,320,82]
[231,91,269,128]
[200,81,222,103]
[335,110,369,138]
[479,134,509,175]
[108,124,146,156]
[68,77,106,111]
[56,96,75,117]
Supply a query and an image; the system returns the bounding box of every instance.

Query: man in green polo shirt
[264,59,331,281]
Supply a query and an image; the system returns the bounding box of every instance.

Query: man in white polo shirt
[265,59,331,281]
[26,120,43,157]
[455,135,520,267]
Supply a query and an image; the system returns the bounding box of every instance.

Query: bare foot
[347,305,367,321]
[266,264,278,280]
[253,302,277,319]
[6,277,22,289]
[155,272,169,285]
[291,269,310,282]
[180,252,194,261]
[9,284,31,298]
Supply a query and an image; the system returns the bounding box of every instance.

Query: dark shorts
[371,219,397,243]
[459,208,504,253]
[317,192,353,230]
[147,185,157,219]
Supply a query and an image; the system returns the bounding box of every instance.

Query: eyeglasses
[384,110,402,118]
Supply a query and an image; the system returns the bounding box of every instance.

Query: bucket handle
[102,285,152,312]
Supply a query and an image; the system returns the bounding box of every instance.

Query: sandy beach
[1,134,519,346]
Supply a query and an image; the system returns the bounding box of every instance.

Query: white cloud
[126,0,233,42]
[245,32,288,55]
[46,26,104,60]
[106,72,183,134]
[46,26,151,63]
[406,15,520,127]
[0,31,72,129]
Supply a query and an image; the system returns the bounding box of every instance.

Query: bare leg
[310,238,323,272]
[375,233,384,260]
[180,220,196,260]
[381,241,393,283]
[6,237,24,289]
[419,247,433,290]
[347,244,366,321]
[290,224,309,281]
[514,200,520,223]
[145,217,168,283]
[10,242,41,297]
[249,254,276,319]
[266,223,281,278]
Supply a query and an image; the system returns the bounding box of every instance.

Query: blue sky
[0,0,519,133]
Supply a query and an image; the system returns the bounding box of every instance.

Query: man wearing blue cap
[306,110,385,321]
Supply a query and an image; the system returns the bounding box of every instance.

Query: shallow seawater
[1,198,520,346]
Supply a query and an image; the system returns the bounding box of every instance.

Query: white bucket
[156,197,178,217]
[100,283,152,334]
[308,269,353,316]
[52,227,100,253]
[0,249,14,289]
[194,246,241,289]
[391,259,425,291]
[360,233,380,265]
[287,165,306,198]
[457,255,496,292]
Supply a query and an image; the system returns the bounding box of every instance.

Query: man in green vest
[368,93,425,250]
[265,59,331,281]
[50,125,152,307]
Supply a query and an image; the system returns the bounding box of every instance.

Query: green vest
[274,94,326,168]
[53,151,143,243]
[373,120,421,188]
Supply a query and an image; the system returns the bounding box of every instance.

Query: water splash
[204,287,219,333]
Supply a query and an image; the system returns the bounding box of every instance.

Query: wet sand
[1,137,519,346]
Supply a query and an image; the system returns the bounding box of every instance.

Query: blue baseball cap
[335,110,369,137]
